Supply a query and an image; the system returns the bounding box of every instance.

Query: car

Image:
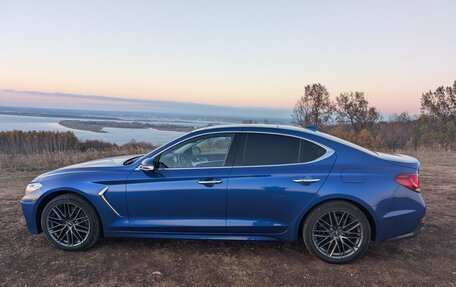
[20,124,426,264]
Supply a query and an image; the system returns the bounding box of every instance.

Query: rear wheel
[302,201,371,264]
[41,194,100,251]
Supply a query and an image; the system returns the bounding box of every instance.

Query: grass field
[0,151,455,286]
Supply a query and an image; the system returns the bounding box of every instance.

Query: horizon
[1,1,455,115]
[0,88,425,121]
[0,89,291,120]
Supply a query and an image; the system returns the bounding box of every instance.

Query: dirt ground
[0,151,455,286]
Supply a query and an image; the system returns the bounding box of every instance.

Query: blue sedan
[21,125,425,263]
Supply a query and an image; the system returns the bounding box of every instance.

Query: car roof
[193,124,377,157]
[194,124,317,135]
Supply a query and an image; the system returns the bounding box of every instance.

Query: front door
[126,133,237,233]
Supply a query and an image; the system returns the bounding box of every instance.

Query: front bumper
[21,197,40,234]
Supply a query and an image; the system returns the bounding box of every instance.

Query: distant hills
[0,89,291,122]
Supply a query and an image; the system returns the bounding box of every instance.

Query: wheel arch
[296,196,378,242]
[35,190,103,235]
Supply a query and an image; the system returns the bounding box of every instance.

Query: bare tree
[292,83,333,127]
[377,112,416,151]
[419,81,456,150]
[335,92,380,133]
[421,81,456,122]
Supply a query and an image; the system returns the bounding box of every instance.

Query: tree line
[292,81,455,151]
[0,130,155,155]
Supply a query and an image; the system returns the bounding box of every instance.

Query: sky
[0,0,455,115]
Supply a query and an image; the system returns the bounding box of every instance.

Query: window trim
[234,132,333,168]
[149,130,334,170]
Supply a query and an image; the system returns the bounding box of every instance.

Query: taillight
[395,174,421,192]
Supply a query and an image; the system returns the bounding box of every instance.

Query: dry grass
[0,148,150,173]
[0,150,455,286]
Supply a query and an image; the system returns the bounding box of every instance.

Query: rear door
[226,133,336,234]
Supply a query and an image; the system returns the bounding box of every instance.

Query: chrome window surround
[138,130,335,171]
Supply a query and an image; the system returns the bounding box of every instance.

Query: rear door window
[236,133,300,166]
[234,133,328,166]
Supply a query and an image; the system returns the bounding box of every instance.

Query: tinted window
[158,134,234,168]
[238,133,300,166]
[300,139,327,162]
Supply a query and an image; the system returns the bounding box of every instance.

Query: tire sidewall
[40,194,100,251]
[303,201,371,264]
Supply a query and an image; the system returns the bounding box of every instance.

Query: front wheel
[41,194,101,251]
[302,201,371,264]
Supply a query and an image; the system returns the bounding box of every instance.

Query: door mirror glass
[138,158,155,172]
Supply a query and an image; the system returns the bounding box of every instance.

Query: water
[0,114,186,145]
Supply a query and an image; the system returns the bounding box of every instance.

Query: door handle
[293,178,320,183]
[198,180,223,185]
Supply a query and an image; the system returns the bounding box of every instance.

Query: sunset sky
[0,0,455,115]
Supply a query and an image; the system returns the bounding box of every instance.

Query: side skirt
[103,232,283,242]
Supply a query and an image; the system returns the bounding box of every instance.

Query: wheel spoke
[313,229,331,234]
[317,218,332,230]
[328,212,334,228]
[48,219,63,225]
[342,219,358,230]
[48,215,63,221]
[68,206,78,219]
[75,224,89,231]
[313,234,331,238]
[63,203,69,218]
[337,212,347,227]
[340,237,355,253]
[49,225,66,234]
[75,216,89,225]
[329,239,338,257]
[52,207,65,220]
[73,226,89,235]
[73,228,84,242]
[59,227,70,240]
[317,236,332,248]
[345,222,361,232]
[66,228,72,245]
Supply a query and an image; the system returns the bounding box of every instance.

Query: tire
[302,200,371,264]
[41,194,101,251]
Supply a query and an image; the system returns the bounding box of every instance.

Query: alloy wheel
[311,210,364,259]
[46,202,90,247]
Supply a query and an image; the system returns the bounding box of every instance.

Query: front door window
[158,134,234,168]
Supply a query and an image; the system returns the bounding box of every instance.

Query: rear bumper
[386,221,424,241]
[375,185,426,243]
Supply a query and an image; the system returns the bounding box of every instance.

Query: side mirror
[137,158,155,172]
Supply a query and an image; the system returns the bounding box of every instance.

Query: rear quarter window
[300,139,327,162]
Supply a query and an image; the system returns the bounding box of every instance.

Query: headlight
[25,183,42,194]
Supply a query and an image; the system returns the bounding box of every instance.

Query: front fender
[21,171,130,235]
